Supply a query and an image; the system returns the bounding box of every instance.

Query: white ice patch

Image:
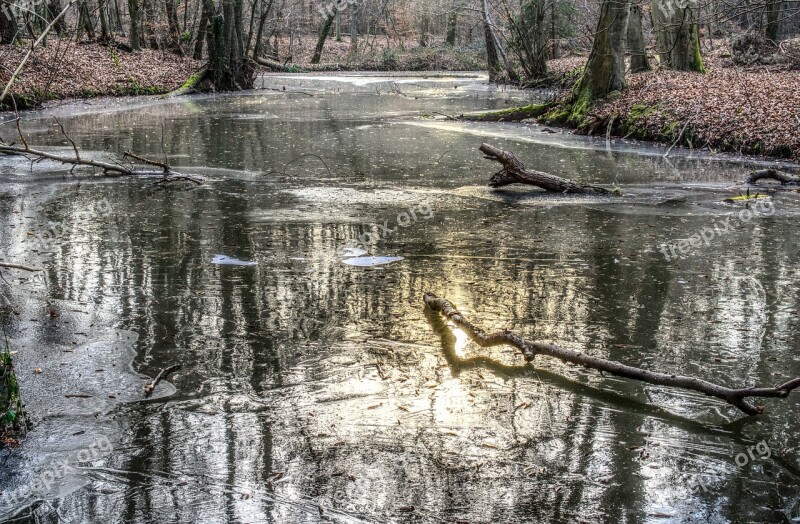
[212,254,257,266]
[342,256,404,267]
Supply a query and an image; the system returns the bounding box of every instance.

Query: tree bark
[481,0,518,82]
[349,4,358,53]
[651,0,705,71]
[78,0,96,41]
[627,2,650,72]
[205,0,255,90]
[424,293,800,416]
[0,3,20,44]
[311,7,336,64]
[165,0,184,55]
[194,0,209,59]
[564,0,629,123]
[128,0,140,50]
[252,0,274,59]
[445,2,457,46]
[765,0,782,41]
[480,143,612,194]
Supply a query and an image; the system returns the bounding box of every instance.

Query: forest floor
[543,47,800,162]
[266,34,486,71]
[0,41,202,108]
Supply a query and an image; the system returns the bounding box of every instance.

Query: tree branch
[423,293,800,416]
[480,143,613,194]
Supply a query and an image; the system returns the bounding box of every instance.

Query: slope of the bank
[0,43,201,108]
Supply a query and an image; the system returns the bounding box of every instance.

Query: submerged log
[424,293,800,416]
[480,143,612,194]
[747,168,800,186]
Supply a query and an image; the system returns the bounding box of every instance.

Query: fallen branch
[479,143,613,195]
[747,168,800,186]
[423,293,800,416]
[0,262,39,272]
[0,120,204,185]
[143,364,181,397]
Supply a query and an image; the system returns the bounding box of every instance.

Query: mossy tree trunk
[563,0,630,124]
[627,2,650,72]
[651,0,705,72]
[311,7,336,64]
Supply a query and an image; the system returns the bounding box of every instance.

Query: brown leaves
[1,41,202,104]
[591,57,800,160]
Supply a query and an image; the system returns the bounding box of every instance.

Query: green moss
[179,69,206,91]
[1,336,26,446]
[466,102,553,122]
[691,23,706,74]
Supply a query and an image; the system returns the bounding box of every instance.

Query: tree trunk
[516,0,548,80]
[165,0,184,54]
[445,3,457,46]
[46,0,67,36]
[0,4,20,44]
[418,13,429,46]
[765,0,782,41]
[98,0,111,42]
[252,0,274,58]
[311,7,336,64]
[627,2,650,72]
[78,0,97,41]
[206,0,255,90]
[481,0,518,82]
[128,0,140,50]
[349,4,358,53]
[194,0,209,59]
[651,0,704,71]
[142,0,159,49]
[482,0,501,81]
[565,0,630,123]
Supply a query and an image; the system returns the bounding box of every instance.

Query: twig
[123,151,170,172]
[0,262,39,272]
[664,118,692,158]
[423,293,800,416]
[143,364,181,397]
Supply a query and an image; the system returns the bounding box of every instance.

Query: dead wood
[0,262,39,272]
[423,293,800,416]
[143,364,181,397]
[747,168,800,186]
[0,119,204,185]
[479,143,612,194]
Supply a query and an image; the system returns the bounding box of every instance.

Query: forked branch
[423,293,800,416]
